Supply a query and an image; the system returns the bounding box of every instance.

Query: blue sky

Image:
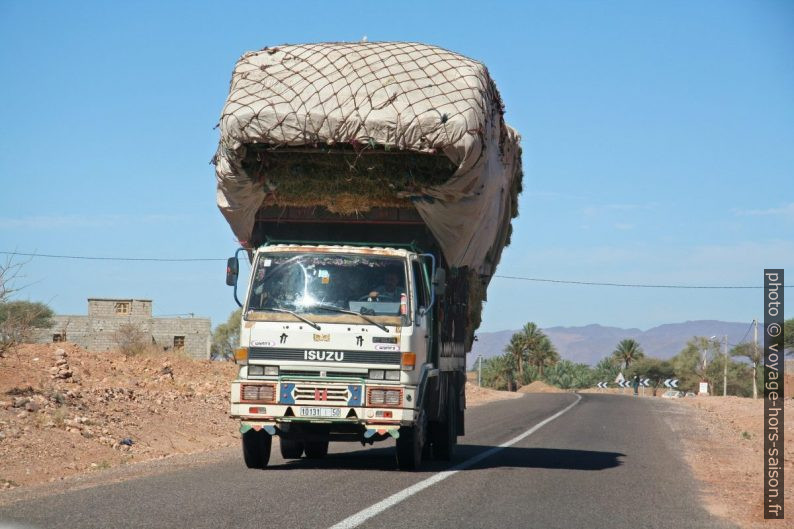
[0,0,791,332]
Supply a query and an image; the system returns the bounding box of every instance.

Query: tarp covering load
[214,41,522,278]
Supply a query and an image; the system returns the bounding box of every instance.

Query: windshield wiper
[310,303,389,333]
[259,307,321,331]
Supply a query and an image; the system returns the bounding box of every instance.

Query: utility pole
[723,334,728,397]
[754,319,759,399]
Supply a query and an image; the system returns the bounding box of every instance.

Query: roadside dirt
[668,396,792,528]
[518,380,565,393]
[0,343,239,492]
[0,344,519,495]
[466,382,523,405]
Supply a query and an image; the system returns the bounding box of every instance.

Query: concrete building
[38,298,211,360]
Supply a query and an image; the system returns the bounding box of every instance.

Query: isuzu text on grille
[304,350,345,361]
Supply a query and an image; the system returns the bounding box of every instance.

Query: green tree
[527,335,559,378]
[627,357,674,396]
[730,342,762,399]
[611,338,645,370]
[670,336,721,393]
[504,334,525,380]
[0,300,54,356]
[543,360,594,389]
[592,356,621,385]
[506,323,548,379]
[211,308,242,360]
[704,356,754,397]
[481,353,517,391]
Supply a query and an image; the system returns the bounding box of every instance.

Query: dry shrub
[113,323,150,357]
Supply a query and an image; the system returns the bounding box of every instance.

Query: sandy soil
[669,396,793,528]
[466,382,523,405]
[518,380,566,393]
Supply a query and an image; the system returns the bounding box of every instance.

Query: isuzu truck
[213,41,522,470]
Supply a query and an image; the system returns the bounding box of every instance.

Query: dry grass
[242,145,457,215]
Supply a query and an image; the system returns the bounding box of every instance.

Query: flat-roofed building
[40,298,211,360]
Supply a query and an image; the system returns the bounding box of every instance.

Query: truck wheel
[432,393,457,461]
[242,429,272,469]
[280,438,304,459]
[304,440,329,459]
[396,426,423,470]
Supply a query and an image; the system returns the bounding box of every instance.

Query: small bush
[113,323,149,356]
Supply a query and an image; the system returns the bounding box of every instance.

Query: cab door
[411,258,433,364]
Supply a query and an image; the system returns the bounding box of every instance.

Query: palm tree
[731,342,762,399]
[519,322,544,374]
[504,334,524,380]
[612,339,644,370]
[528,335,560,377]
[481,354,516,391]
[505,322,546,381]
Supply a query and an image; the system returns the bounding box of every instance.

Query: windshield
[247,252,409,318]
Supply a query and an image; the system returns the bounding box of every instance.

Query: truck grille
[293,384,349,404]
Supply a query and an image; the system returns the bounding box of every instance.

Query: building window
[52,333,65,343]
[115,302,131,315]
[173,336,185,348]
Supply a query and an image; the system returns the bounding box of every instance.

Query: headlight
[367,387,403,407]
[369,389,385,404]
[368,369,385,380]
[264,366,279,376]
[241,384,276,403]
[248,365,264,376]
[384,370,400,381]
[384,390,401,405]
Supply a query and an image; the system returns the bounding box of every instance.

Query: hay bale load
[213,41,522,346]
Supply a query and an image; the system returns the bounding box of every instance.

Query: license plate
[299,407,341,418]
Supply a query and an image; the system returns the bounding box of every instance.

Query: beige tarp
[214,41,522,276]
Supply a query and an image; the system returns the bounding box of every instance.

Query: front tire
[396,425,424,470]
[242,429,272,469]
[280,438,304,459]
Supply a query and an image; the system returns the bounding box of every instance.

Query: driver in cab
[367,271,402,301]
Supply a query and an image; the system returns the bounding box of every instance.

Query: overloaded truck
[213,41,522,470]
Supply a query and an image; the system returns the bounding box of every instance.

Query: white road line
[328,393,583,529]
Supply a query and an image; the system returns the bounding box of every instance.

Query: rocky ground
[0,343,239,491]
[0,344,519,493]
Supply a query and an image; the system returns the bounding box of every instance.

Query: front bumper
[230,379,416,434]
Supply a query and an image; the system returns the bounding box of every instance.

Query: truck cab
[228,243,461,470]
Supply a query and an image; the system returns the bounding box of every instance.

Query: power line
[736,321,754,345]
[1,251,224,262]
[493,275,789,289]
[3,250,789,289]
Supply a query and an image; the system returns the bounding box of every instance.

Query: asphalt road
[0,393,735,529]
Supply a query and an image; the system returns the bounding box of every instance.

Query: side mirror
[226,257,239,287]
[433,267,447,298]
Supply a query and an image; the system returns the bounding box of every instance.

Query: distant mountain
[468,320,754,368]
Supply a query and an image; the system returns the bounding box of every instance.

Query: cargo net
[214,41,522,288]
[219,41,503,152]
